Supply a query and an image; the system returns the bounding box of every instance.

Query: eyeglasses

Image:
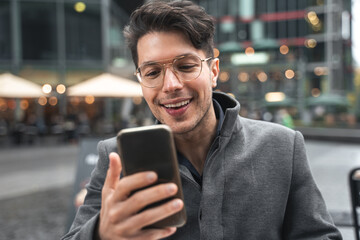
[135,54,213,88]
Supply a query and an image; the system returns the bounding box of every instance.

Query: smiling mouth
[163,100,190,109]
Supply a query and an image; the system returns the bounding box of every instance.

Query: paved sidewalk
[0,138,359,239]
[0,144,78,200]
[305,139,360,240]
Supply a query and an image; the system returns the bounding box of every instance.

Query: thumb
[103,152,122,190]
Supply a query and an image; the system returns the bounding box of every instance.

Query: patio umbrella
[67,73,142,98]
[307,93,350,113]
[307,94,350,107]
[0,72,44,98]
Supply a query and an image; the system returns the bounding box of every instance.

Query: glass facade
[21,2,57,62]
[65,2,102,62]
[1,0,131,75]
[0,1,11,61]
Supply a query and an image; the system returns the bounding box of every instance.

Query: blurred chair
[65,137,101,232]
[349,167,360,240]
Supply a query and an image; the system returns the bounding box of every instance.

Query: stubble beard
[172,92,213,137]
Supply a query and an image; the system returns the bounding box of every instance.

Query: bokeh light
[279,45,289,55]
[0,98,7,111]
[70,97,80,106]
[257,71,268,82]
[305,39,317,48]
[314,67,328,76]
[49,96,58,106]
[38,96,47,106]
[219,71,230,82]
[74,2,86,13]
[213,48,220,58]
[20,100,29,110]
[8,100,16,110]
[56,84,66,94]
[238,72,249,82]
[42,84,52,94]
[85,95,95,105]
[285,69,295,79]
[311,88,321,97]
[245,47,255,56]
[132,97,143,105]
[265,92,285,102]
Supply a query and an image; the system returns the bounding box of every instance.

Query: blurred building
[0,0,358,142]
[0,0,145,140]
[199,0,356,127]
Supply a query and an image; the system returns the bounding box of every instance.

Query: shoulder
[240,117,296,139]
[237,117,303,151]
[97,136,117,154]
[91,136,117,175]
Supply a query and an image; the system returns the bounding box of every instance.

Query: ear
[210,58,220,88]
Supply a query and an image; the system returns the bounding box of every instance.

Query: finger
[112,171,158,201]
[103,152,122,191]
[125,198,184,230]
[132,227,177,240]
[117,183,178,217]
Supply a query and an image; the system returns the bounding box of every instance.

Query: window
[277,0,286,12]
[287,20,297,38]
[298,19,309,37]
[256,0,267,15]
[21,2,57,61]
[306,42,325,62]
[266,0,276,13]
[0,1,11,60]
[287,0,297,11]
[266,22,276,39]
[277,21,287,39]
[65,2,102,61]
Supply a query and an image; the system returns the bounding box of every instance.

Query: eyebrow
[140,52,196,66]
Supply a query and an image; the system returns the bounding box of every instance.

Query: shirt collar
[213,98,224,136]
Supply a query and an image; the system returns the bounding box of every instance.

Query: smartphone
[116,124,186,228]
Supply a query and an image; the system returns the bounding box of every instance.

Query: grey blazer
[62,92,342,240]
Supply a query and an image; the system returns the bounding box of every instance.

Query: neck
[174,105,218,175]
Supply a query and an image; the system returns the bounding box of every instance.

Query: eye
[177,64,198,72]
[175,57,200,72]
[145,69,161,78]
[141,65,162,79]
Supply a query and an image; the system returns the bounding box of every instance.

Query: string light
[85,95,95,104]
[42,84,52,94]
[56,84,66,94]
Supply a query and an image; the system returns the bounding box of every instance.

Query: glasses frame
[134,54,213,88]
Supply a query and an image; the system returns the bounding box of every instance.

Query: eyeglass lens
[138,55,203,87]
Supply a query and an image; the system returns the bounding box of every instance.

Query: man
[63,1,342,239]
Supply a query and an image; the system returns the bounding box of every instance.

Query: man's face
[137,31,219,135]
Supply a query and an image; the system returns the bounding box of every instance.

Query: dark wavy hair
[123,0,215,68]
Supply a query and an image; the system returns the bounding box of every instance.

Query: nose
[161,67,183,92]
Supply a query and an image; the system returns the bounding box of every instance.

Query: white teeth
[164,100,190,108]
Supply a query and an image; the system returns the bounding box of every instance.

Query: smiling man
[137,31,219,174]
[62,1,342,240]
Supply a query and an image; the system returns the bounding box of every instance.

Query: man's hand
[98,152,184,240]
